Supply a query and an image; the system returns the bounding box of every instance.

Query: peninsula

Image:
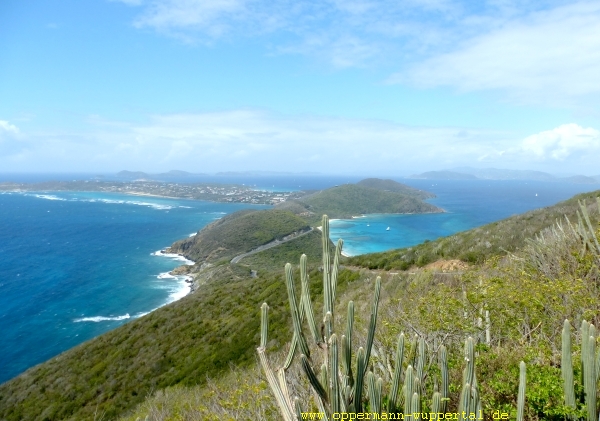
[0,180,297,205]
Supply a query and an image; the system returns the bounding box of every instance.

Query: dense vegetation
[356,178,435,199]
[170,209,310,262]
[280,184,442,222]
[239,230,324,272]
[348,190,600,269]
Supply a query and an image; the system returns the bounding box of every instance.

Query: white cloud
[113,0,600,94]
[0,120,25,157]
[5,112,599,174]
[133,0,250,38]
[0,120,19,135]
[397,1,600,103]
[0,111,516,173]
[521,124,600,160]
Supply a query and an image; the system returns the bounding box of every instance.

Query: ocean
[0,176,598,384]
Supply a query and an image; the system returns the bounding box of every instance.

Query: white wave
[152,250,194,265]
[74,313,130,323]
[188,232,197,237]
[31,194,67,201]
[74,197,174,210]
[154,272,192,304]
[179,205,192,209]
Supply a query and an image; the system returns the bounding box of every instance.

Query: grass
[170,209,310,262]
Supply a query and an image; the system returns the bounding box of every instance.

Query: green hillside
[120,196,600,420]
[169,209,310,262]
[356,177,435,199]
[279,183,442,223]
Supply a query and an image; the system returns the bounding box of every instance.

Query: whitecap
[152,250,194,265]
[74,313,131,323]
[188,232,197,237]
[154,272,192,304]
[76,198,174,210]
[31,194,67,201]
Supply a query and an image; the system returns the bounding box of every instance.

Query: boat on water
[386,227,390,231]
[367,224,370,227]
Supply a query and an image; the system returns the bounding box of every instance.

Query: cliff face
[168,209,310,263]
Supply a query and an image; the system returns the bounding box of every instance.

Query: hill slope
[169,209,310,263]
[356,178,435,199]
[278,183,442,222]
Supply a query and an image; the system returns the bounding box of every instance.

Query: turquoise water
[329,179,600,255]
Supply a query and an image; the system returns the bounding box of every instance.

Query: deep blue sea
[0,175,599,384]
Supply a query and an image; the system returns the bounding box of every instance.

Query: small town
[0,180,296,205]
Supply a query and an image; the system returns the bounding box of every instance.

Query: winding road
[230,227,314,264]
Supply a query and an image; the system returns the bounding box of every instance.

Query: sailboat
[386,227,390,231]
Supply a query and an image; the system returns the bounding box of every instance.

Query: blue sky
[1,0,600,175]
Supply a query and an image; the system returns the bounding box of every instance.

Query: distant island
[0,177,441,213]
[409,167,600,183]
[0,180,296,205]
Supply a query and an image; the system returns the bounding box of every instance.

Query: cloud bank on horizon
[1,0,599,175]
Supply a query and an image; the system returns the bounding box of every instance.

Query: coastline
[152,249,195,304]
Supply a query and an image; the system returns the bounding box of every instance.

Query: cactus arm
[416,336,426,390]
[363,276,382,378]
[404,365,414,416]
[330,334,341,414]
[260,303,269,348]
[321,215,332,319]
[388,333,405,412]
[375,377,383,415]
[331,239,343,303]
[343,301,355,388]
[458,383,471,419]
[285,263,311,359]
[411,392,421,414]
[517,361,526,421]
[562,320,576,413]
[300,254,321,345]
[257,303,296,421]
[301,354,329,404]
[439,345,449,413]
[585,329,597,421]
[431,391,442,413]
[367,371,376,412]
[355,347,366,413]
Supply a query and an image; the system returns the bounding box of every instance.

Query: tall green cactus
[517,361,526,421]
[562,319,600,420]
[258,214,532,419]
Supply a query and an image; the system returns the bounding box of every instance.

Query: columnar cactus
[561,318,600,420]
[517,361,526,421]
[258,214,527,419]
